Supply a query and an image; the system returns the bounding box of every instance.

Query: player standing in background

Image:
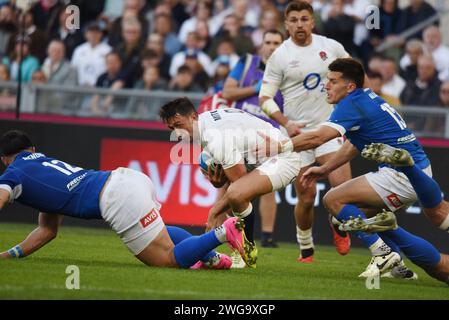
[222,29,285,248]
[259,1,351,262]
[0,130,250,270]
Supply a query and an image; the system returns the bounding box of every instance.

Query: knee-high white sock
[296,226,314,250]
[232,203,253,218]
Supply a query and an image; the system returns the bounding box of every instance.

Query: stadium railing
[0,80,448,139]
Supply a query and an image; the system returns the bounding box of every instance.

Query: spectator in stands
[71,21,112,86]
[422,26,449,81]
[145,33,171,80]
[223,0,260,29]
[42,40,78,86]
[31,0,64,37]
[251,8,281,49]
[210,14,255,58]
[15,11,47,63]
[0,63,15,111]
[208,57,231,94]
[2,36,40,83]
[114,18,145,87]
[400,55,441,106]
[153,13,182,57]
[178,1,221,44]
[134,65,167,91]
[0,4,17,58]
[169,65,203,93]
[183,50,211,91]
[195,20,212,52]
[108,0,149,47]
[439,81,449,107]
[380,57,406,100]
[365,0,404,62]
[367,53,384,74]
[90,51,125,117]
[323,0,356,56]
[94,51,125,90]
[127,65,168,120]
[369,71,401,108]
[210,37,239,75]
[169,31,213,78]
[48,5,85,60]
[399,39,424,83]
[401,0,438,40]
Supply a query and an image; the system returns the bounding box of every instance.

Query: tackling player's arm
[0,211,63,259]
[301,140,359,187]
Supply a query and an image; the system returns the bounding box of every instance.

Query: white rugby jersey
[198,108,287,170]
[263,34,349,131]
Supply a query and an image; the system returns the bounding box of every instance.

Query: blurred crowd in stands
[0,0,448,120]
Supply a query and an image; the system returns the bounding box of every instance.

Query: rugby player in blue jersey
[259,58,449,283]
[0,130,251,270]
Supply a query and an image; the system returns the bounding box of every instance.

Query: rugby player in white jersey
[159,98,302,267]
[259,0,354,262]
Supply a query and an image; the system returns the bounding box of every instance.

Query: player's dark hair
[263,29,285,41]
[328,58,365,88]
[285,1,314,18]
[0,130,34,157]
[159,97,197,122]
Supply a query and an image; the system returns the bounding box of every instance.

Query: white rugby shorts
[365,165,433,211]
[256,151,301,191]
[100,167,165,255]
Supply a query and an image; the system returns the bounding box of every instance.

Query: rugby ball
[199,151,217,173]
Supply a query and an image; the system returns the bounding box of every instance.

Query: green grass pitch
[0,223,448,300]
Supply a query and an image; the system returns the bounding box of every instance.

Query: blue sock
[383,227,441,267]
[337,205,381,248]
[398,165,442,208]
[167,226,216,262]
[378,234,401,255]
[173,230,221,268]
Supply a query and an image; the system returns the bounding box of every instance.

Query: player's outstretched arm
[0,212,63,259]
[301,140,359,188]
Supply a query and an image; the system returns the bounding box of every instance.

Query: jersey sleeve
[322,100,363,136]
[0,169,22,203]
[262,49,283,86]
[330,39,350,58]
[227,56,246,81]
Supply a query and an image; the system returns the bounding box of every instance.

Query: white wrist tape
[280,139,294,153]
[261,98,280,116]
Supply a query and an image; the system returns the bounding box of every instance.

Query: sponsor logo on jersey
[319,51,328,61]
[140,209,159,228]
[66,173,88,191]
[386,193,403,209]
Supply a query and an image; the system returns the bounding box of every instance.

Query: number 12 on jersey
[42,160,83,176]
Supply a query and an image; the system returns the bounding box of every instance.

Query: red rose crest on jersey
[319,51,328,61]
[386,193,403,209]
[140,209,159,228]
